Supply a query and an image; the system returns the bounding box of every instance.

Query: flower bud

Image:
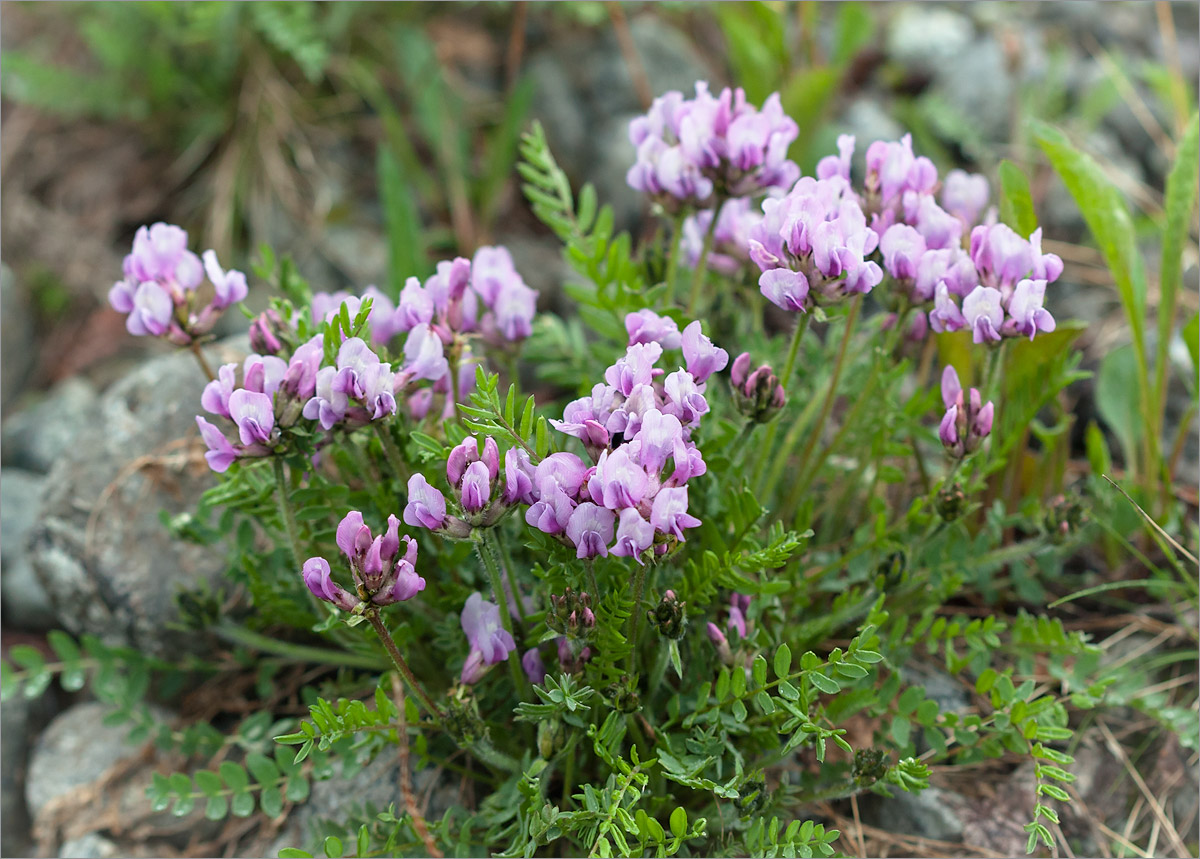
[1044,493,1086,544]
[537,718,565,759]
[249,308,285,355]
[731,353,785,423]
[648,590,688,640]
[935,482,967,522]
[706,622,734,665]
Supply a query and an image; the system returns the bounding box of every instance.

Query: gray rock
[1,377,100,473]
[932,36,1013,143]
[904,661,970,714]
[2,468,57,629]
[1,262,36,412]
[864,785,966,843]
[269,746,459,856]
[886,6,973,75]
[320,222,389,290]
[528,15,709,230]
[28,339,245,655]
[58,833,123,859]
[839,99,904,151]
[2,691,59,857]
[26,701,167,820]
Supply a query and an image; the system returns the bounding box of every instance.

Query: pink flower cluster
[509,312,728,562]
[303,510,426,612]
[627,82,799,210]
[679,197,765,275]
[938,366,994,459]
[195,337,323,472]
[108,222,247,344]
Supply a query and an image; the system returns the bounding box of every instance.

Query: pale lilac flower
[504,448,535,505]
[611,508,655,564]
[625,309,682,349]
[662,370,709,425]
[605,343,663,396]
[970,222,1033,289]
[681,321,728,383]
[941,170,989,225]
[526,484,575,535]
[228,389,275,446]
[913,247,978,301]
[202,250,248,309]
[303,558,359,612]
[880,224,927,281]
[566,502,615,559]
[471,246,538,342]
[125,282,174,337]
[125,223,204,288]
[928,282,967,334]
[759,268,810,312]
[395,277,435,332]
[460,592,516,684]
[938,366,994,458]
[816,134,855,181]
[522,648,547,685]
[679,197,764,274]
[404,474,447,531]
[1005,278,1056,340]
[460,461,492,513]
[195,416,239,472]
[650,486,701,541]
[635,409,685,474]
[534,452,590,500]
[281,335,324,401]
[201,364,238,418]
[589,447,649,510]
[865,134,937,207]
[961,286,1004,343]
[242,354,287,398]
[1028,228,1064,283]
[402,323,450,382]
[902,193,962,250]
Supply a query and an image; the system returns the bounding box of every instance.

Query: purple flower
[635,408,685,474]
[816,134,855,182]
[196,416,239,472]
[941,170,989,225]
[662,370,709,426]
[706,622,733,664]
[650,486,701,540]
[471,246,538,342]
[902,193,962,251]
[913,247,978,302]
[396,276,435,332]
[970,223,1033,289]
[680,197,764,274]
[928,283,966,334]
[879,224,927,281]
[625,309,682,349]
[938,366,994,457]
[460,461,492,513]
[375,535,425,605]
[460,592,517,684]
[526,484,575,535]
[303,365,349,430]
[759,268,810,312]
[281,335,324,401]
[125,223,204,289]
[126,282,174,337]
[566,502,615,559]
[201,364,238,418]
[605,343,663,396]
[864,134,937,207]
[611,508,655,564]
[228,389,275,446]
[589,447,649,510]
[681,321,728,383]
[242,354,287,398]
[303,557,359,612]
[504,447,536,505]
[448,437,500,487]
[202,250,248,309]
[730,352,786,422]
[962,286,1004,343]
[401,323,450,382]
[522,648,547,685]
[534,452,590,499]
[1005,278,1056,340]
[1028,228,1064,283]
[404,474,447,531]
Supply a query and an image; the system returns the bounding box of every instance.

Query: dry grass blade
[1102,475,1199,568]
[1097,719,1190,858]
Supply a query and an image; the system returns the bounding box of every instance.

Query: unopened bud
[649,590,687,640]
[249,308,285,355]
[731,352,785,423]
[935,482,967,522]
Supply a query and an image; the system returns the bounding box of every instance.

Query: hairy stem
[478,532,529,698]
[749,314,812,492]
[273,457,305,570]
[189,342,216,383]
[626,561,649,673]
[374,423,409,484]
[686,201,722,316]
[366,611,443,720]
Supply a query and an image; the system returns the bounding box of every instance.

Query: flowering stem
[273,457,305,571]
[366,611,444,720]
[749,313,811,492]
[478,531,530,699]
[374,423,409,484]
[663,211,686,307]
[626,561,649,672]
[189,342,216,383]
[448,354,461,422]
[788,295,862,496]
[686,200,722,316]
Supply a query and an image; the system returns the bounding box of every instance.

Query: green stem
[374,423,409,484]
[366,611,443,720]
[663,212,686,307]
[686,200,722,316]
[213,623,387,670]
[477,533,529,698]
[189,342,216,383]
[495,531,528,626]
[626,562,649,673]
[786,295,862,496]
[273,457,305,570]
[560,742,577,807]
[470,735,521,774]
[584,559,599,601]
[448,354,461,422]
[749,314,812,492]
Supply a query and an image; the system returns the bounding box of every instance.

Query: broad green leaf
[1095,344,1143,468]
[773,644,792,679]
[1156,113,1200,416]
[998,160,1038,237]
